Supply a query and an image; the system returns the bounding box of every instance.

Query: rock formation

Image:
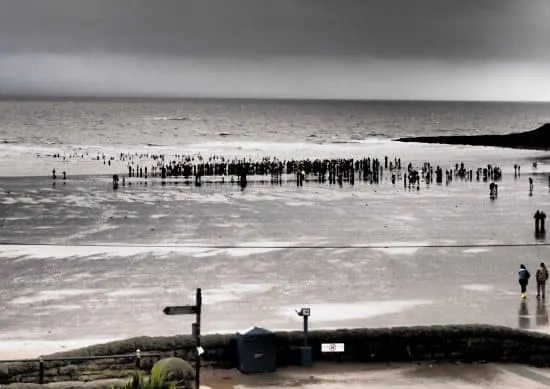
[397,123,550,150]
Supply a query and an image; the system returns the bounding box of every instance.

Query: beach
[1,99,550,359]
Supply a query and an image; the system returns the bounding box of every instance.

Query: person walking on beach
[518,264,531,300]
[536,262,549,299]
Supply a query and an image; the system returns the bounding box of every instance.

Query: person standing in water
[518,264,531,299]
[536,262,549,299]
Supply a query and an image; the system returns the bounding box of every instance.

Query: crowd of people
[51,150,510,193]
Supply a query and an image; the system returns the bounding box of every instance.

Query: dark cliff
[397,123,550,150]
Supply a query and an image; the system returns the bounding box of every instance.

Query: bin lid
[237,326,275,337]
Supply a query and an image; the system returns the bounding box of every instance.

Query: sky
[1,0,550,101]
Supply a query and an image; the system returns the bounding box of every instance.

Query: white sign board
[321,343,345,353]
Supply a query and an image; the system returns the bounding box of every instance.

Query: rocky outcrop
[397,123,550,150]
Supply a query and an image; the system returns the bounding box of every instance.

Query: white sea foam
[4,216,32,221]
[10,289,105,305]
[63,194,99,208]
[463,248,491,254]
[0,241,298,260]
[204,283,273,304]
[214,223,241,228]
[277,300,433,322]
[236,192,281,202]
[191,249,227,258]
[109,190,230,205]
[150,214,169,219]
[0,244,207,260]
[105,288,162,297]
[192,240,294,258]
[1,196,58,205]
[62,225,119,241]
[1,197,30,205]
[373,247,421,255]
[393,215,417,221]
[461,284,495,292]
[63,272,93,282]
[185,193,231,204]
[45,304,83,311]
[285,201,315,207]
[226,247,284,257]
[369,241,429,256]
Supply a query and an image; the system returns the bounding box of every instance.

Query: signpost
[163,288,202,389]
[296,308,310,347]
[163,305,197,315]
[296,307,312,366]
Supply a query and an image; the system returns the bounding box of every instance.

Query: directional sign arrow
[163,305,197,315]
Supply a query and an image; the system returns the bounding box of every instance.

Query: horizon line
[1,94,549,104]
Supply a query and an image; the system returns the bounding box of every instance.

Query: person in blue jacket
[519,264,531,299]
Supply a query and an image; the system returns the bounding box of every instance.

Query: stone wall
[4,324,550,384]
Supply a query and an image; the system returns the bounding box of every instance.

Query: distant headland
[397,123,550,150]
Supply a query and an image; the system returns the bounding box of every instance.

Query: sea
[1,98,550,358]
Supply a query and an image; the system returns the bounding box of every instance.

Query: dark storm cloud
[1,0,550,100]
[1,0,549,61]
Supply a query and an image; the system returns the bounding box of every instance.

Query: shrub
[113,363,176,389]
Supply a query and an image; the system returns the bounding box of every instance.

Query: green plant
[113,366,177,389]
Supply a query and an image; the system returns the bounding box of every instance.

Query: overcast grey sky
[1,0,549,100]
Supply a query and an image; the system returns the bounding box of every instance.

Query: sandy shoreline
[2,138,550,361]
[0,139,548,178]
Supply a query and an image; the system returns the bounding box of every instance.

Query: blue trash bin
[300,346,312,366]
[236,327,277,374]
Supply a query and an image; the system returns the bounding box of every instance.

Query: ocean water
[1,98,550,358]
[1,98,550,147]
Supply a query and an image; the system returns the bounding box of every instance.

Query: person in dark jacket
[518,264,531,299]
[536,262,549,299]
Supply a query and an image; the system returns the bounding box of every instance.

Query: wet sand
[2,141,550,358]
[0,138,548,178]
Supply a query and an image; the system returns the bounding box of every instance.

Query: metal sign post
[296,307,311,366]
[163,288,202,389]
[296,308,310,346]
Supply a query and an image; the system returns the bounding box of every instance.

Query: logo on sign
[321,343,345,353]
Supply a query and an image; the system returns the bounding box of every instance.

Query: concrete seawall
[4,324,550,384]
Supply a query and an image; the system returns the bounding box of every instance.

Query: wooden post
[195,288,202,389]
[163,288,203,389]
[39,356,44,384]
[135,349,141,369]
[303,315,309,347]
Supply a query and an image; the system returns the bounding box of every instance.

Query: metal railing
[0,349,161,384]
